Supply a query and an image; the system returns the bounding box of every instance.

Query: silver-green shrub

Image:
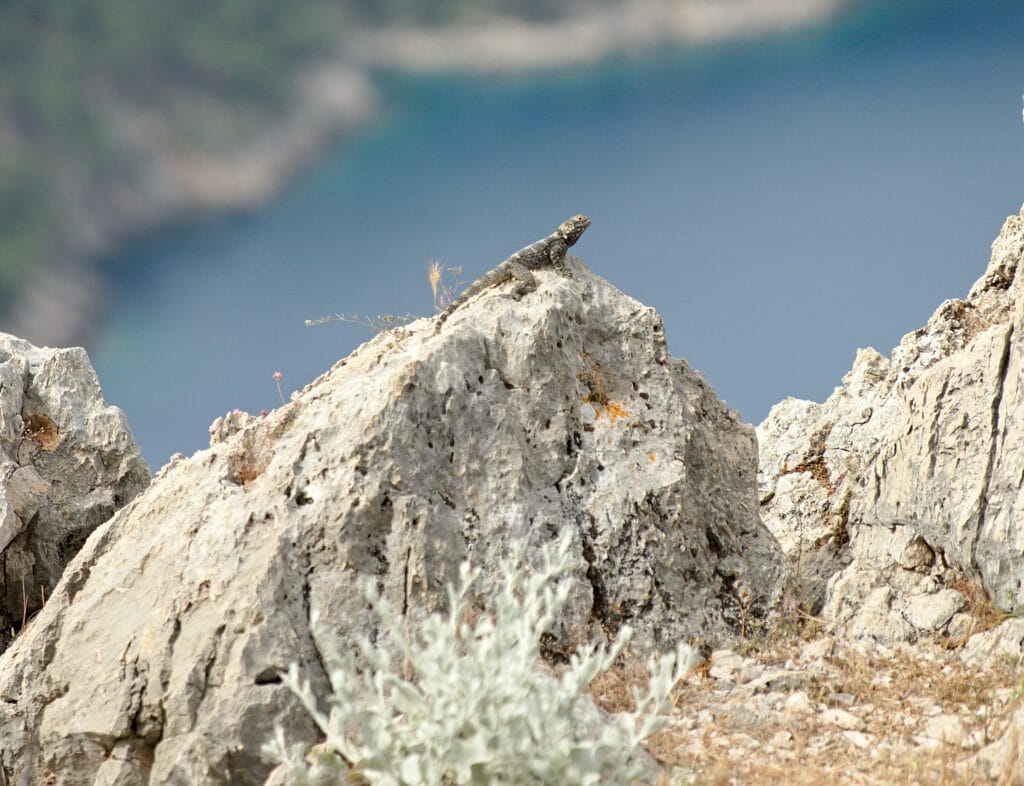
[264,530,698,785]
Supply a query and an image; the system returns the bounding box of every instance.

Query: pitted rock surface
[0,259,787,784]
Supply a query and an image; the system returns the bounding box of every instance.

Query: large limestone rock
[757,207,1024,644]
[0,334,149,645]
[0,259,787,784]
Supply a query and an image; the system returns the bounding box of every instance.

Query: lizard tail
[433,297,462,333]
[434,281,484,333]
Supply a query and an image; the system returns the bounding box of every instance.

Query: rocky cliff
[750,206,1024,782]
[0,257,788,784]
[757,206,1024,646]
[0,335,149,645]
[8,206,1024,784]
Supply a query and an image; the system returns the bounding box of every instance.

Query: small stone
[7,466,50,522]
[965,729,987,750]
[708,649,746,682]
[903,589,964,631]
[770,730,794,748]
[732,733,761,751]
[946,612,975,641]
[784,691,814,716]
[923,713,966,744]
[914,735,943,752]
[801,636,835,661]
[898,535,935,571]
[736,662,766,684]
[843,730,873,749]
[843,587,917,644]
[742,668,802,694]
[820,707,867,731]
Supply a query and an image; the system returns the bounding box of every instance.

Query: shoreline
[7,0,861,349]
[5,64,380,348]
[347,0,856,75]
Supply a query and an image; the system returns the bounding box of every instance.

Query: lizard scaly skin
[435,214,590,332]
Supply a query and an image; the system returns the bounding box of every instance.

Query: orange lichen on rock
[593,401,630,428]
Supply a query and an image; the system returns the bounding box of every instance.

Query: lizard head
[558,214,591,246]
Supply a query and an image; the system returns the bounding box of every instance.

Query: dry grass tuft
[590,656,653,715]
[427,259,443,308]
[427,261,464,312]
[22,412,59,451]
[778,457,835,495]
[949,575,1013,637]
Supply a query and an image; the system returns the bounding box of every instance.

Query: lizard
[435,214,590,332]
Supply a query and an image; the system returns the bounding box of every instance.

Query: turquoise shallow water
[93,0,1024,468]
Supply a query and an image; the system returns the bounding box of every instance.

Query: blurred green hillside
[0,0,589,307]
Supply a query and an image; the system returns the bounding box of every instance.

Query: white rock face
[758,207,1024,643]
[959,617,1024,667]
[0,260,788,784]
[0,333,149,641]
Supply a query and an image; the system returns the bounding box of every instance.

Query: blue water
[92,0,1024,469]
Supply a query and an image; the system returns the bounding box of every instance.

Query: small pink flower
[272,371,286,405]
[260,409,269,418]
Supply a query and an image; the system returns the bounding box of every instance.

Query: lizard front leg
[547,239,572,276]
[508,260,539,299]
